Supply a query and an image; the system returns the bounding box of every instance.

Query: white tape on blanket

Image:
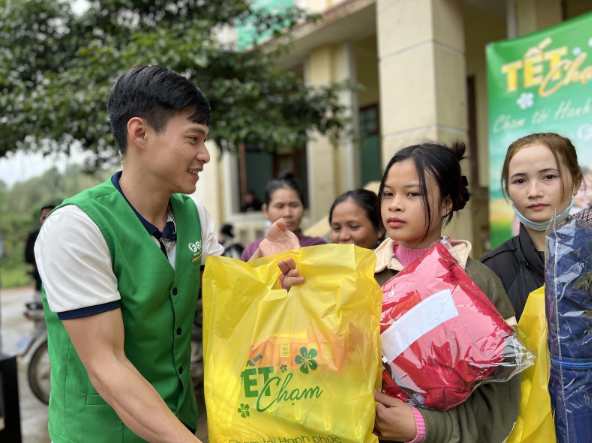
[381,289,459,362]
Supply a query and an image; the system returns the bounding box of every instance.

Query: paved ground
[1,286,50,443]
[1,286,209,442]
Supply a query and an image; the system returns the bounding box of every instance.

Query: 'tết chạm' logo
[239,348,323,417]
[500,37,592,98]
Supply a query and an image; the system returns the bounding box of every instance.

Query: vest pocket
[85,393,109,406]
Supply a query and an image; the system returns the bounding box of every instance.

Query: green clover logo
[295,347,318,374]
[280,364,287,373]
[238,403,250,418]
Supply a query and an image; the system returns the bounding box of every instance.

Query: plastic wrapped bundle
[381,240,534,410]
[546,216,592,443]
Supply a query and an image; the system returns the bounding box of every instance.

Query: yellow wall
[306,0,348,13]
[354,36,380,108]
[464,3,507,189]
[306,45,339,221]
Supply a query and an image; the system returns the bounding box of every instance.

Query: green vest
[42,179,203,443]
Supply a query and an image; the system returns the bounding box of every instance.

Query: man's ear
[127,117,148,152]
[262,204,269,219]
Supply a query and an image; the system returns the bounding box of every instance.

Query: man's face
[143,108,210,195]
[40,208,53,225]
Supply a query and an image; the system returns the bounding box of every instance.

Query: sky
[0,146,94,187]
[0,0,93,188]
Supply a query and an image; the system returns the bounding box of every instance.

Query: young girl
[480,133,582,321]
[241,171,325,261]
[372,142,519,443]
[329,189,385,250]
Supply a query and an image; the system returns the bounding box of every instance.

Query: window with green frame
[240,145,309,210]
[359,104,381,186]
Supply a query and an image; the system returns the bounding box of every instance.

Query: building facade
[194,0,592,257]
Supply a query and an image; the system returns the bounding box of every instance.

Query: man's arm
[63,308,200,443]
[35,206,200,443]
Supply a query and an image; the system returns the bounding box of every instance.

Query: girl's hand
[374,390,418,442]
[258,218,301,256]
[278,257,304,288]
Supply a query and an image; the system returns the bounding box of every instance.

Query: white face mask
[512,198,575,232]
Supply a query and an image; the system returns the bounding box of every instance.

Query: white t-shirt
[35,196,223,319]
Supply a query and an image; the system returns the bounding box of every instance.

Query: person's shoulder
[241,238,264,261]
[467,257,504,283]
[42,205,96,230]
[186,194,213,218]
[245,238,264,249]
[305,236,326,246]
[480,236,519,264]
[66,179,117,205]
[479,236,521,288]
[466,257,516,319]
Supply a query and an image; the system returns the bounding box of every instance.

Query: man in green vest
[35,66,302,443]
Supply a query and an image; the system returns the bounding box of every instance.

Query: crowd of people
[31,65,588,443]
[225,130,586,443]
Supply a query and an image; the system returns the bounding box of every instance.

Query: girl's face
[507,144,575,223]
[263,187,304,233]
[380,159,451,249]
[330,198,384,250]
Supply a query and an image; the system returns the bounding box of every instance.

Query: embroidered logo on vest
[189,241,202,261]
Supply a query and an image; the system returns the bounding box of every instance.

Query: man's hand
[259,219,300,256]
[374,390,417,441]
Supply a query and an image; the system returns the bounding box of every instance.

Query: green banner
[487,12,592,248]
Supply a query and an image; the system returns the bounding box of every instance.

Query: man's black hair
[40,204,57,215]
[107,66,211,155]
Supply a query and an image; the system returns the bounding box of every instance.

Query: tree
[0,0,351,168]
[0,164,112,276]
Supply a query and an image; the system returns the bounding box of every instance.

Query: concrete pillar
[535,0,563,29]
[305,46,338,223]
[305,42,359,222]
[515,0,563,36]
[222,149,240,220]
[376,0,473,246]
[192,140,223,229]
[335,42,360,194]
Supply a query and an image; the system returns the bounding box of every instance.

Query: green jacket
[375,239,520,443]
[42,179,203,443]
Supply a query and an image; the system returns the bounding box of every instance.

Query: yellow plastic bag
[202,244,383,443]
[507,286,556,443]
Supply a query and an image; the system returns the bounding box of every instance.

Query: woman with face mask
[481,133,583,321]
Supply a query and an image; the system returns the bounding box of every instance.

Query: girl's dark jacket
[480,224,545,321]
